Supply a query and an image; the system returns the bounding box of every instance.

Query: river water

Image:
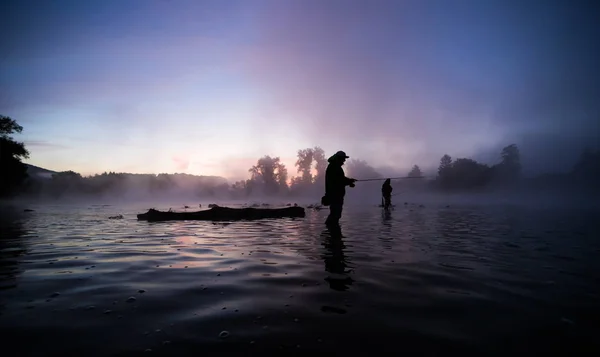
[0,201,599,356]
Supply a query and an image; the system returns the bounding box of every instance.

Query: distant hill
[26,164,57,180]
[23,164,230,184]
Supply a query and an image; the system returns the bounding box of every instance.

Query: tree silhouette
[0,115,30,197]
[572,147,600,183]
[289,146,328,194]
[436,154,453,188]
[276,161,289,192]
[450,158,491,189]
[312,146,327,183]
[408,165,423,178]
[249,155,288,195]
[496,144,521,182]
[438,155,452,176]
[295,148,314,185]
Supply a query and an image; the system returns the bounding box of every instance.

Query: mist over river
[1,200,599,356]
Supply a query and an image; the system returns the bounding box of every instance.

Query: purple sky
[2,0,599,180]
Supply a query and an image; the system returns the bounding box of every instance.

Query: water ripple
[0,203,599,356]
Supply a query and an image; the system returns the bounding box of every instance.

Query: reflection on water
[0,202,599,356]
[0,209,27,294]
[379,209,393,250]
[321,225,353,291]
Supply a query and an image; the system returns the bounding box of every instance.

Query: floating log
[137,206,306,222]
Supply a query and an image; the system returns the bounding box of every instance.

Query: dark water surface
[1,202,599,356]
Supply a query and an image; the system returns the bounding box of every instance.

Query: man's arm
[344,176,357,186]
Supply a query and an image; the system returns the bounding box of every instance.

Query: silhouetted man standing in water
[382,178,393,211]
[323,151,356,226]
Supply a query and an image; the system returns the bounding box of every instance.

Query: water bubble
[126,297,137,303]
[219,331,230,339]
[103,310,112,314]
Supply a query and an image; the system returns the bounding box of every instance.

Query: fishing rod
[355,176,427,182]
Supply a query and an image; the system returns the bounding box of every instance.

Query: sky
[2,0,599,181]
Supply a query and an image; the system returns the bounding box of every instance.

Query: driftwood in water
[137,206,306,222]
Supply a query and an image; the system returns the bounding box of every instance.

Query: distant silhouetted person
[322,151,356,226]
[381,178,393,210]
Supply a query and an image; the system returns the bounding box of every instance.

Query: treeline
[23,171,230,199]
[434,144,521,190]
[432,144,599,192]
[15,145,421,200]
[229,147,327,198]
[2,114,599,201]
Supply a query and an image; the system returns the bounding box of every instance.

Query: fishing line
[355,176,427,182]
